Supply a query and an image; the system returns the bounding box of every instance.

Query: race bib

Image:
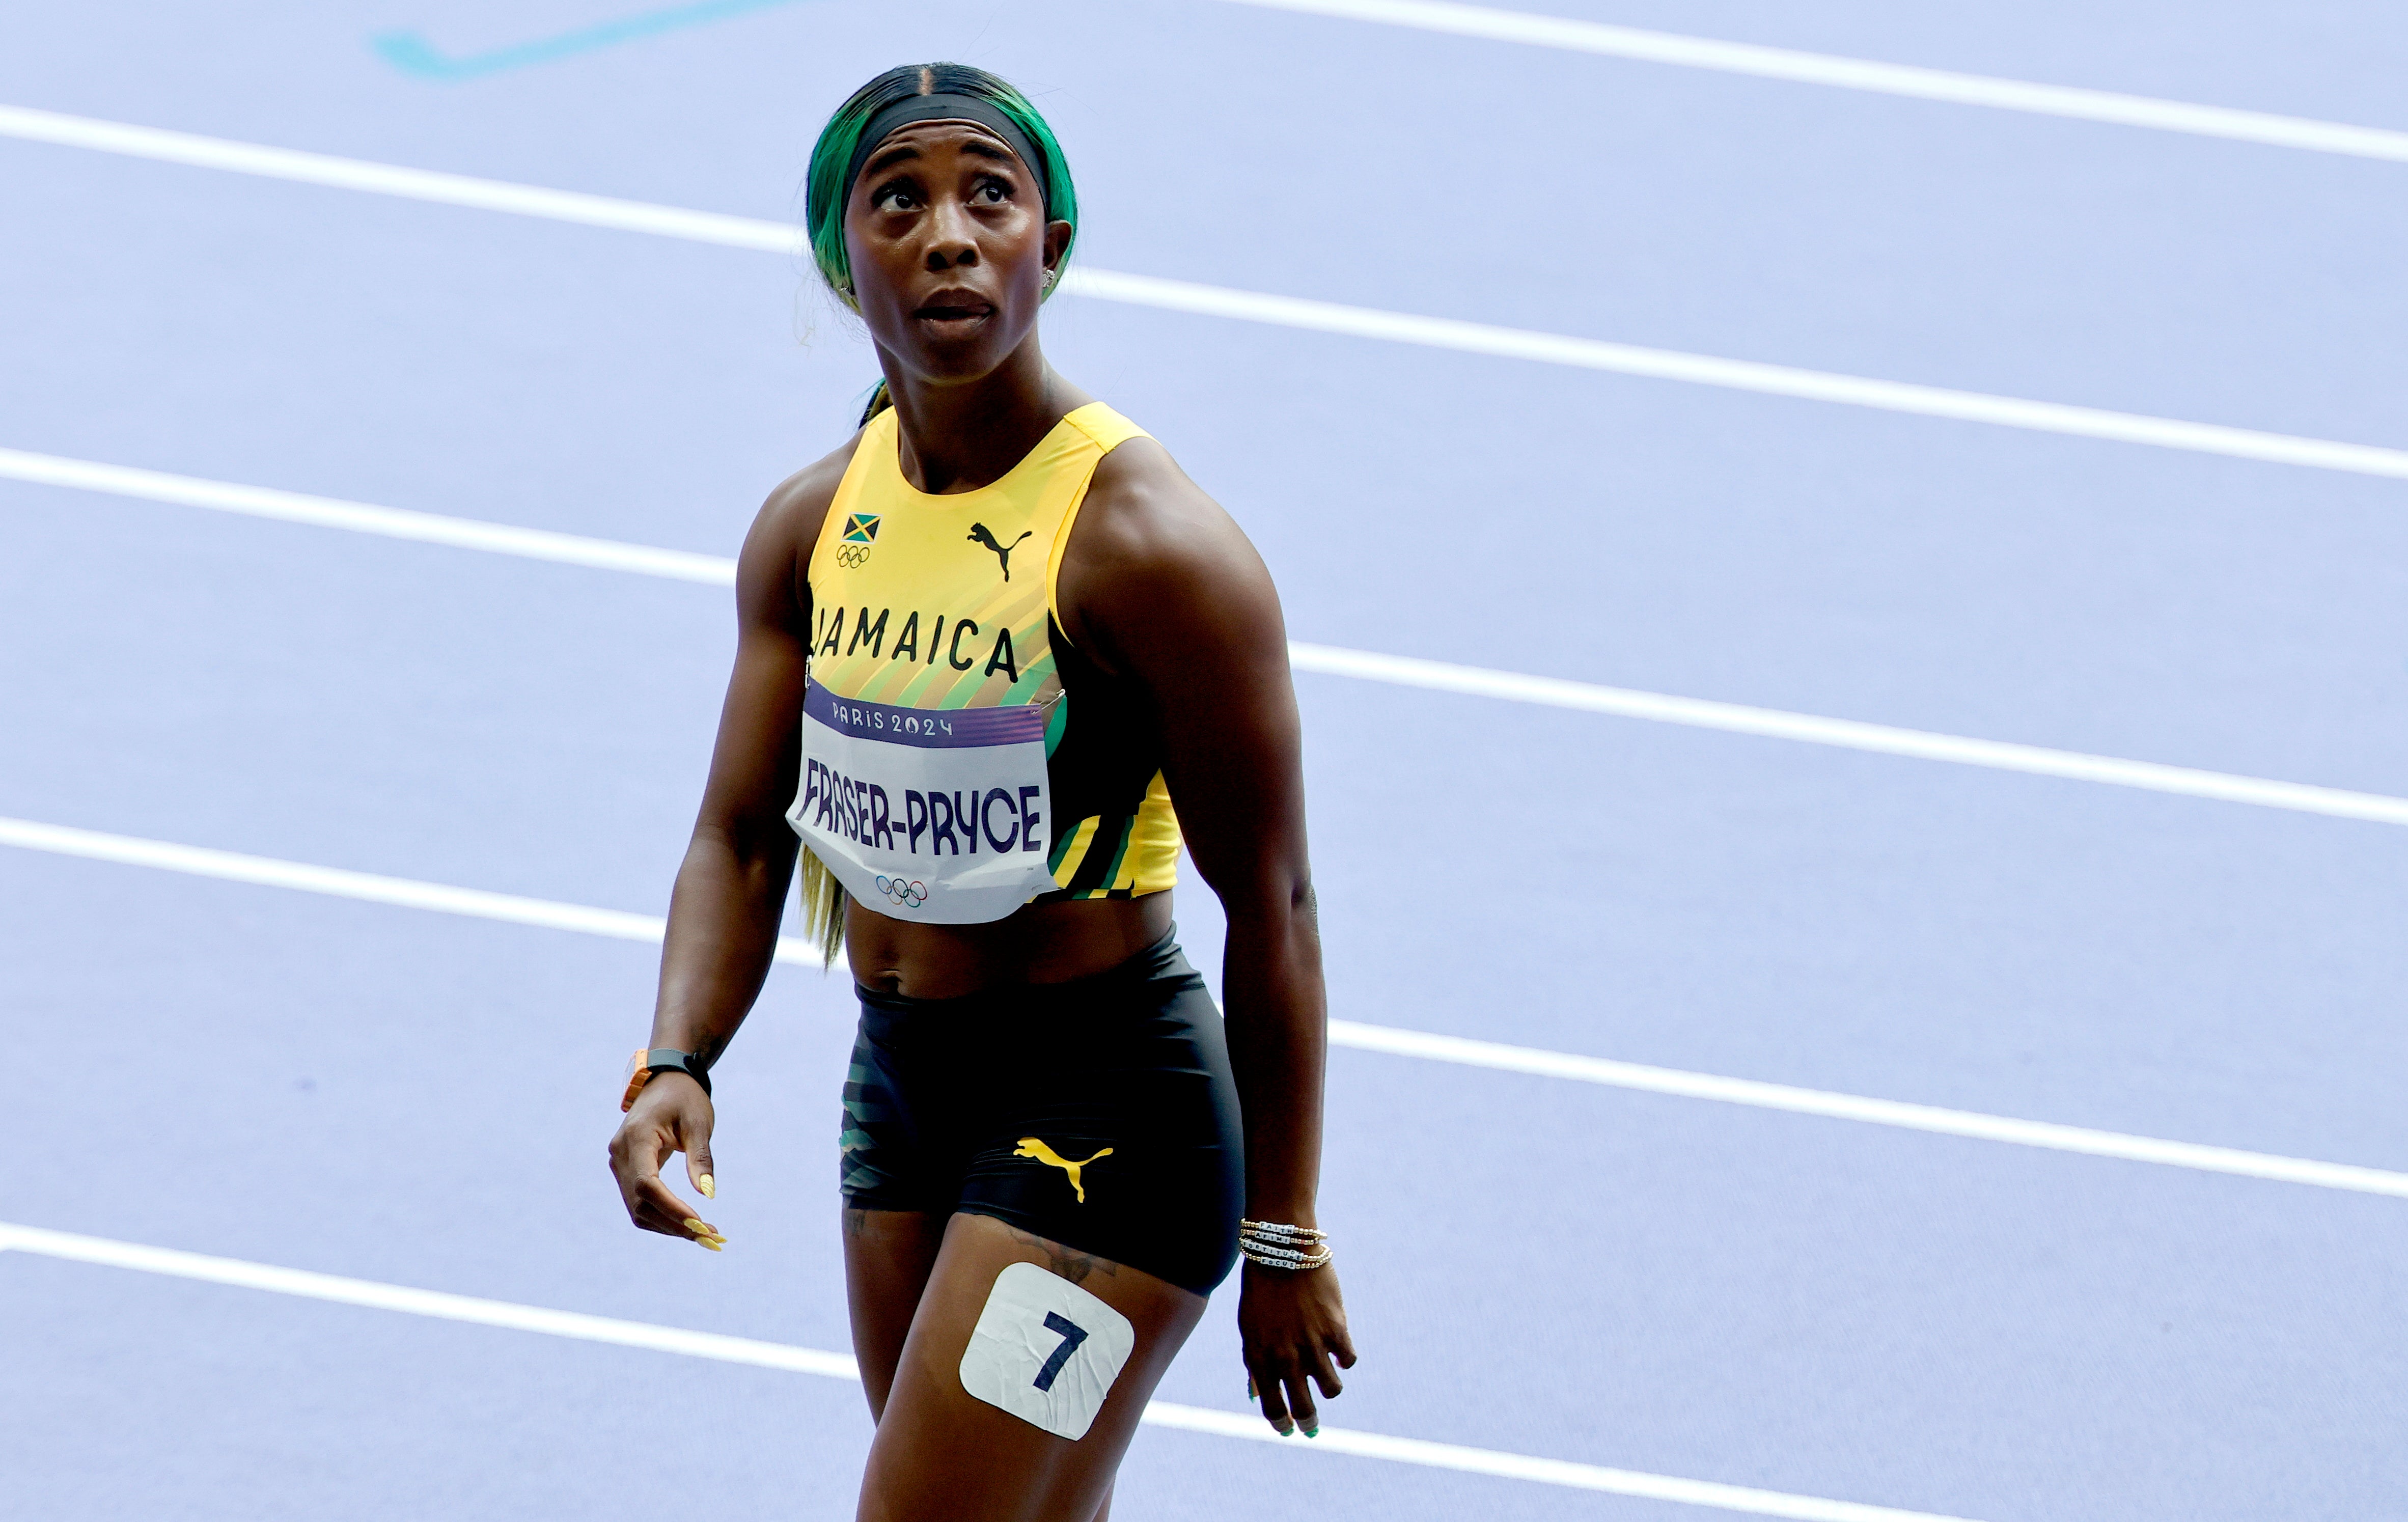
[958,1262,1134,1440]
[788,680,1060,925]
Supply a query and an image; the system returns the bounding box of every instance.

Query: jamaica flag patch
[842,513,880,543]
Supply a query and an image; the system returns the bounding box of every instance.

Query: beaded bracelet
[1238,1219,1332,1270]
[1240,1241,1333,1269]
[1239,1219,1327,1242]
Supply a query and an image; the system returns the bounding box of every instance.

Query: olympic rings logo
[875,875,928,908]
[835,544,873,570]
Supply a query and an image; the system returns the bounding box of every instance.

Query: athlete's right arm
[606,442,850,1243]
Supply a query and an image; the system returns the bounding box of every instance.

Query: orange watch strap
[619,1047,653,1113]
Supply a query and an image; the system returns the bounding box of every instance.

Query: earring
[1041,269,1056,289]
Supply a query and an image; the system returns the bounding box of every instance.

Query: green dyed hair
[804,62,1079,314]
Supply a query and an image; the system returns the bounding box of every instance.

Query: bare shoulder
[749,430,860,566]
[1061,437,1276,658]
[1074,437,1250,565]
[738,430,862,619]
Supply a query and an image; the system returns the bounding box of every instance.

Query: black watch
[620,1047,712,1111]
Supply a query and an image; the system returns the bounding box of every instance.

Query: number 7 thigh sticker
[958,1261,1136,1440]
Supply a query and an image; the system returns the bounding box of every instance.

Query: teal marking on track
[372,0,820,81]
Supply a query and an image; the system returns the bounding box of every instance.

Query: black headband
[843,93,1051,215]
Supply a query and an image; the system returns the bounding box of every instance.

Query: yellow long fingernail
[698,1175,715,1199]
[683,1217,712,1235]
[697,1235,724,1251]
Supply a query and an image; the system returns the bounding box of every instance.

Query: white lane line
[17,444,2408,828]
[0,103,799,252]
[0,447,735,583]
[0,1223,1982,1521]
[1211,0,2408,164]
[6,813,2405,1201]
[1328,1021,2408,1199]
[1066,268,2408,480]
[1286,643,2408,828]
[8,103,2408,480]
[0,1221,859,1377]
[0,815,700,953]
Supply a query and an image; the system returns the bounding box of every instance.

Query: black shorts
[839,932,1244,1296]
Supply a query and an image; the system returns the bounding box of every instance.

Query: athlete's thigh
[859,1212,1205,1522]
[843,1206,948,1421]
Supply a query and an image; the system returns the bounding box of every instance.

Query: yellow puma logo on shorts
[1014,1138,1114,1203]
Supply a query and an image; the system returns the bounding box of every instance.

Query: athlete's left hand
[1239,1262,1355,1437]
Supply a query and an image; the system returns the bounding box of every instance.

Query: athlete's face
[844,122,1071,381]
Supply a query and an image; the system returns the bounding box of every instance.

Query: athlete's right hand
[606,1073,727,1249]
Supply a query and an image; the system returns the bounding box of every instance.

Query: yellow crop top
[788,402,1181,923]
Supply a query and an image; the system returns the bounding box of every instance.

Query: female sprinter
[606,62,1355,1520]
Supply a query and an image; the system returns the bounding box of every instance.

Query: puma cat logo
[968,523,1034,581]
[1013,1138,1113,1203]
